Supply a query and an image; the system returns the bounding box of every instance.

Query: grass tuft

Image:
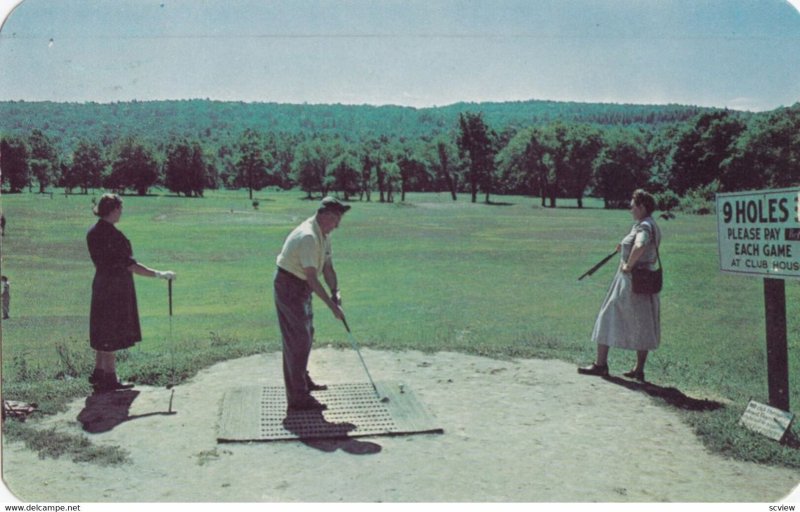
[3,421,130,465]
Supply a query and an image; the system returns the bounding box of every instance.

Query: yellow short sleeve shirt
[275,216,332,280]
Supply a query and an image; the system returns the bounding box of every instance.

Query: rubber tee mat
[217,381,443,442]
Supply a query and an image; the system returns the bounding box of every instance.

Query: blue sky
[1,0,799,111]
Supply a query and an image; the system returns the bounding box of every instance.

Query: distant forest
[1,99,799,210]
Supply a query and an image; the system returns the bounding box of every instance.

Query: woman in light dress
[578,189,661,381]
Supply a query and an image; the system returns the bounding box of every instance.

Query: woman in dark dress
[87,194,176,392]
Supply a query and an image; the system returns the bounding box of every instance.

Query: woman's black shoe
[93,372,135,393]
[623,369,645,381]
[577,363,609,376]
[106,380,135,391]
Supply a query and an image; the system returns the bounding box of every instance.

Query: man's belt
[276,266,305,283]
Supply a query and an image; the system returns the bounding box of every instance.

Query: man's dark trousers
[274,268,314,407]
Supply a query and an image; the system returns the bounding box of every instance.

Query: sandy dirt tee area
[2,347,799,503]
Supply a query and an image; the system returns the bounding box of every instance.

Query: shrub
[654,190,680,212]
[678,182,719,215]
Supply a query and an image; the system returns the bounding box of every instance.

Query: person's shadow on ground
[77,390,176,433]
[282,409,382,455]
[603,375,723,411]
[605,376,800,449]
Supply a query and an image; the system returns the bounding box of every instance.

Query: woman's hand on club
[155,270,177,281]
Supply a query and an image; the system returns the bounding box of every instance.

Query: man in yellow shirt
[274,197,349,411]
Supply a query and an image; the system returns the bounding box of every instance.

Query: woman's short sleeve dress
[590,218,661,351]
[87,220,142,351]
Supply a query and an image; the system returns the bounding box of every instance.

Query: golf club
[577,250,618,281]
[166,279,175,413]
[341,316,389,403]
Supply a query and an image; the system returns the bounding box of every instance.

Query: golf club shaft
[578,250,618,280]
[342,318,380,398]
[167,280,176,394]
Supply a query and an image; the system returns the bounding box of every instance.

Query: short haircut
[94,193,123,218]
[632,189,656,216]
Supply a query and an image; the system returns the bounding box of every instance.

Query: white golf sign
[717,188,800,279]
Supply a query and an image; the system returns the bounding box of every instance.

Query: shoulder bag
[631,223,663,295]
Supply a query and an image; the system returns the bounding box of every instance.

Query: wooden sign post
[764,278,789,411]
[717,188,800,412]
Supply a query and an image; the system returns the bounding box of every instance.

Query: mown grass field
[2,188,800,467]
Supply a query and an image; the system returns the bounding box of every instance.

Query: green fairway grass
[2,189,799,467]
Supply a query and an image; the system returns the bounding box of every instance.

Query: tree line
[0,99,707,154]
[2,101,799,209]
